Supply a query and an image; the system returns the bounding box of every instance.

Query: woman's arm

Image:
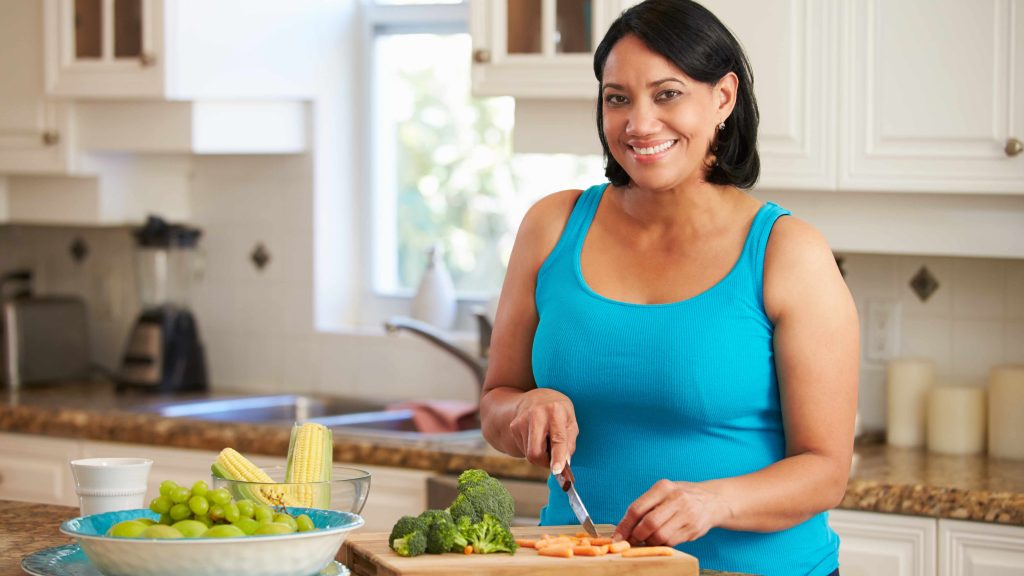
[615,215,859,544]
[479,189,583,473]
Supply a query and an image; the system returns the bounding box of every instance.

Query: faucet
[384,311,491,398]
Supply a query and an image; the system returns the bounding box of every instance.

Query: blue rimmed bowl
[59,508,364,576]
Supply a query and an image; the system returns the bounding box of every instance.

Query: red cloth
[386,400,479,433]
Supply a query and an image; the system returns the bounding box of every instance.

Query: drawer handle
[140,52,157,67]
[42,131,60,146]
[473,49,491,64]
[1006,137,1023,157]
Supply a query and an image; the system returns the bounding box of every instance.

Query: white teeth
[633,140,676,155]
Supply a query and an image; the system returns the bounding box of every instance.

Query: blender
[117,216,208,393]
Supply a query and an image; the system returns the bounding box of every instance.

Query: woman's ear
[715,71,739,122]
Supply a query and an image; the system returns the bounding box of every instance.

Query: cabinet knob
[140,52,157,67]
[473,49,491,64]
[1007,138,1023,158]
[42,131,60,146]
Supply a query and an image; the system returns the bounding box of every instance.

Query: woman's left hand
[613,479,733,546]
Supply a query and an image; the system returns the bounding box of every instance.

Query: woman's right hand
[509,388,578,474]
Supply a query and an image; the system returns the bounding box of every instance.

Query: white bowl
[60,508,364,576]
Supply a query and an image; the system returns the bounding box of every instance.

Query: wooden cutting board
[338,524,699,576]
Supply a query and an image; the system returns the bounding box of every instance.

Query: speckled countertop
[2,381,1024,529]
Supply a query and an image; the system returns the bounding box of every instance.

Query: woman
[479,1,858,575]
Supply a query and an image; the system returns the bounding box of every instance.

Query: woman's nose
[625,103,661,136]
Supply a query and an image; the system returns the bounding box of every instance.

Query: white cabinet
[840,0,1024,194]
[830,509,937,576]
[43,0,324,100]
[0,432,81,506]
[470,0,631,98]
[939,519,1024,576]
[355,464,436,533]
[0,0,74,175]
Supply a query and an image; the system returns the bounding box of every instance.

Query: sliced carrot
[538,545,573,558]
[577,538,590,547]
[572,545,606,556]
[598,544,610,554]
[621,546,676,558]
[575,532,590,538]
[515,538,536,549]
[464,545,473,555]
[536,536,572,549]
[589,537,613,546]
[607,540,631,553]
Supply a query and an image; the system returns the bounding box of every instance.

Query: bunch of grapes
[106,479,316,539]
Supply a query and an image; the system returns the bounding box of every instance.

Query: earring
[718,121,726,131]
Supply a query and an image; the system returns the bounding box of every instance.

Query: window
[367,0,603,300]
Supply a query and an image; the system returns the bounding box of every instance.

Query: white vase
[411,244,456,329]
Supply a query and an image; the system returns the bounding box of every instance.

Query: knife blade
[555,462,599,537]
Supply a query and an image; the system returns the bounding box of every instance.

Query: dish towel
[386,400,478,433]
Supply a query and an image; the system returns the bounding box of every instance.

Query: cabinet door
[939,519,1024,576]
[352,464,435,532]
[43,0,164,97]
[700,0,836,190]
[842,0,1024,193]
[0,0,73,175]
[0,433,81,506]
[830,509,938,576]
[470,0,625,98]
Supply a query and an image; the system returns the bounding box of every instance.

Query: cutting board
[338,524,699,576]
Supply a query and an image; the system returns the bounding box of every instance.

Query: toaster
[1,296,92,389]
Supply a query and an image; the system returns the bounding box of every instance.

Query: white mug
[69,457,152,516]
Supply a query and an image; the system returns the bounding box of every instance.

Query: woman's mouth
[629,140,677,162]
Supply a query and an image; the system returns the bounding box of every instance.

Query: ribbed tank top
[532,183,839,576]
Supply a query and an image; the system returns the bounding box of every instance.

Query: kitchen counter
[2,381,1024,527]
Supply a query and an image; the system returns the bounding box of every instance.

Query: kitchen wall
[2,163,1023,430]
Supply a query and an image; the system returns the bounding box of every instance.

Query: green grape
[158,513,173,525]
[169,503,191,521]
[171,519,207,538]
[272,513,298,532]
[194,514,213,528]
[201,524,246,538]
[149,496,172,514]
[224,502,240,523]
[106,520,148,538]
[207,488,231,505]
[254,522,294,535]
[141,524,184,539]
[236,500,254,519]
[208,504,225,521]
[295,514,314,532]
[191,480,209,497]
[169,486,191,504]
[188,495,209,516]
[253,506,274,523]
[233,517,260,535]
[158,480,179,498]
[135,518,157,526]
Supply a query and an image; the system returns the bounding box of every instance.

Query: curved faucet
[383,312,491,398]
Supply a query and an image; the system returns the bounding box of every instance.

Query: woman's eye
[656,89,681,102]
[605,94,628,106]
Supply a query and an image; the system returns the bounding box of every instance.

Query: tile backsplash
[2,221,1022,430]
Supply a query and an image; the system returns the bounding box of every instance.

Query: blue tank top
[533,183,839,576]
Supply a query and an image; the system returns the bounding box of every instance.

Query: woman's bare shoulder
[764,214,845,318]
[516,188,586,266]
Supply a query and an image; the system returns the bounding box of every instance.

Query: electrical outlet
[866,299,901,362]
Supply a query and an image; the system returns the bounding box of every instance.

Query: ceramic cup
[69,457,153,516]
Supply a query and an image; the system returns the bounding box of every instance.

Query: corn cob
[213,447,293,506]
[284,422,333,507]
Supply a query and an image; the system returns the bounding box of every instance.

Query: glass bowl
[213,465,370,514]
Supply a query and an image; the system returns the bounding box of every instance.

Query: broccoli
[445,468,515,528]
[417,509,466,554]
[392,530,427,557]
[461,513,518,555]
[388,515,426,549]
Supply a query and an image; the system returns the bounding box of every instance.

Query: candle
[886,358,935,447]
[989,365,1024,459]
[926,386,986,455]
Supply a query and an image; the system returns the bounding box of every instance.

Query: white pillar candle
[988,365,1024,459]
[886,358,935,447]
[927,386,986,455]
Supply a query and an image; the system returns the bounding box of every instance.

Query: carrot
[607,540,631,553]
[536,536,572,549]
[598,544,610,554]
[538,545,573,558]
[464,545,473,555]
[621,546,676,558]
[577,538,590,547]
[515,538,536,549]
[575,532,590,539]
[589,537,613,546]
[572,545,606,556]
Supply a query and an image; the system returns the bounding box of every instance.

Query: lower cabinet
[831,509,1024,576]
[353,464,435,533]
[0,432,81,507]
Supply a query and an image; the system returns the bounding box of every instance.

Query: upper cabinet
[469,0,632,98]
[841,0,1024,194]
[43,0,322,100]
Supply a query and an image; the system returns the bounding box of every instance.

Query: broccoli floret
[445,469,515,528]
[461,513,518,555]
[418,509,466,554]
[388,515,426,549]
[393,530,427,557]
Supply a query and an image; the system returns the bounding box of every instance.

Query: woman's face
[601,34,732,192]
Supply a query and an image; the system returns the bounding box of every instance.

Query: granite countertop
[2,381,1024,528]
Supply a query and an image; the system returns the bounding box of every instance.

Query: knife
[548,439,599,537]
